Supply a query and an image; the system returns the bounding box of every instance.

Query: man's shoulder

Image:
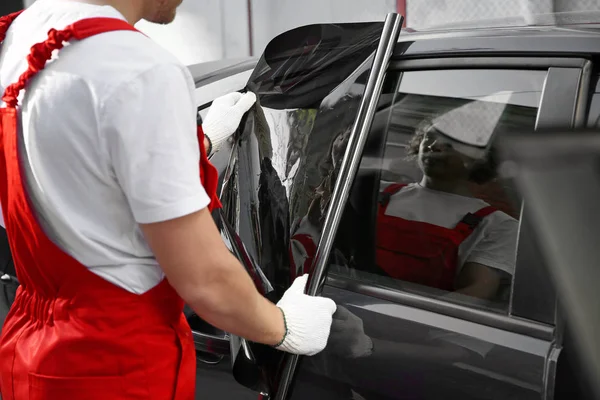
[77,30,182,66]
[6,1,194,103]
[57,31,192,93]
[486,209,518,230]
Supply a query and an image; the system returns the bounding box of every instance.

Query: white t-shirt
[0,0,210,294]
[382,183,518,275]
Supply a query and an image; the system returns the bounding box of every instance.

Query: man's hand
[202,92,256,155]
[326,306,373,359]
[275,275,337,356]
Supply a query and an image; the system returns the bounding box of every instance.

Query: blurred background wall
[136,0,397,64]
[2,0,600,66]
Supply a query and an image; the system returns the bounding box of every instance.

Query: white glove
[202,92,257,154]
[327,306,373,359]
[275,274,337,356]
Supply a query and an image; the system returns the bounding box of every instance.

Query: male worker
[0,1,336,399]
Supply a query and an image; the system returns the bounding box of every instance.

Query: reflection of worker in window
[289,97,360,282]
[377,118,518,300]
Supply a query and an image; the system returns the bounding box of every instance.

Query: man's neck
[67,0,144,24]
[420,176,471,196]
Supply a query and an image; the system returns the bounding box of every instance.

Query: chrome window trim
[325,273,555,342]
[574,60,593,128]
[274,13,404,400]
[305,14,403,297]
[389,56,589,70]
[189,58,259,87]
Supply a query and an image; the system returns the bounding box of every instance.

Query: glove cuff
[274,302,329,355]
[202,123,232,155]
[204,133,213,156]
[274,307,288,348]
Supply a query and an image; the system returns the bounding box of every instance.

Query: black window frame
[316,56,591,341]
[585,74,600,127]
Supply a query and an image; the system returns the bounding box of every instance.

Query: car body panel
[500,128,600,400]
[394,26,600,59]
[293,282,548,399]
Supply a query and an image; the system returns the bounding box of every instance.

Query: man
[376,117,518,300]
[291,113,516,301]
[0,0,336,399]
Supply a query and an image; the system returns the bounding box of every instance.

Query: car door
[268,56,592,399]
[500,128,600,400]
[211,13,402,399]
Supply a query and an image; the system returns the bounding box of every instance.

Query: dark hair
[406,118,499,185]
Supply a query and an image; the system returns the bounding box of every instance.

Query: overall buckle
[460,213,483,229]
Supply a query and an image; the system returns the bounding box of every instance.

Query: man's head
[407,118,498,185]
[97,0,182,24]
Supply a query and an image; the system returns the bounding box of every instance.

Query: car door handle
[187,314,231,364]
[192,329,230,355]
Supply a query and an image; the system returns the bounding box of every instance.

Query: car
[2,11,599,400]
[206,12,600,400]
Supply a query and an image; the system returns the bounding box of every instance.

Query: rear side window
[323,68,547,314]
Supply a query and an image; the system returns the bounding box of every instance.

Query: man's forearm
[454,283,497,299]
[141,208,334,355]
[185,252,285,346]
[454,263,500,300]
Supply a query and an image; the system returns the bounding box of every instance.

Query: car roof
[185,24,600,91]
[395,24,600,59]
[187,57,259,87]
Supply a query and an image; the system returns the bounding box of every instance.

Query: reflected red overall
[376,184,496,291]
[0,14,220,399]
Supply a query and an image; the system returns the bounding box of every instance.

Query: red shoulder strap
[0,11,24,43]
[472,205,497,219]
[68,17,137,41]
[383,183,407,197]
[3,17,138,108]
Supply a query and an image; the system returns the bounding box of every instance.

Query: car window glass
[220,62,374,297]
[323,68,547,313]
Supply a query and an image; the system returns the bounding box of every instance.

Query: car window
[324,68,547,313]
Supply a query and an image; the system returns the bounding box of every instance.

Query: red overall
[376,184,496,291]
[0,13,221,400]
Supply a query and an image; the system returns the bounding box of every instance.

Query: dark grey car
[203,13,599,400]
[2,11,600,400]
